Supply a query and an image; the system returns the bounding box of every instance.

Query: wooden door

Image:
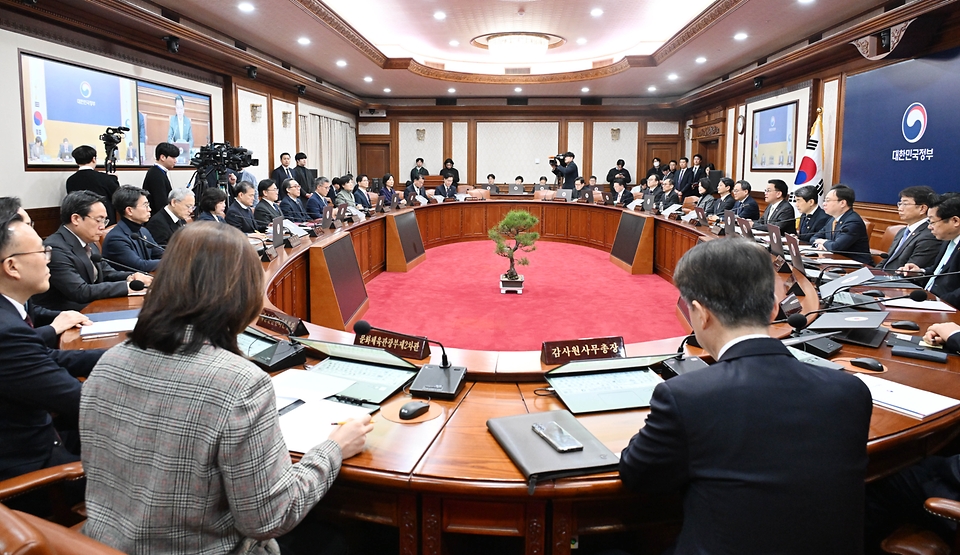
[645,141,680,174]
[359,143,390,181]
[697,139,721,172]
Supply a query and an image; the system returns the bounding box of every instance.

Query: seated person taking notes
[79,222,374,554]
[405,174,428,202]
[619,238,872,555]
[811,184,873,265]
[102,186,164,273]
[33,191,151,311]
[435,175,457,199]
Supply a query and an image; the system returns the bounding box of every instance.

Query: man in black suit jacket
[753,179,797,234]
[226,181,259,233]
[143,142,179,213]
[658,178,680,211]
[405,175,429,202]
[409,157,429,182]
[551,152,579,190]
[145,188,193,246]
[880,186,941,271]
[271,152,295,201]
[674,157,695,198]
[794,185,830,242]
[900,194,960,308]
[620,238,871,555]
[612,179,634,207]
[32,192,150,312]
[102,186,164,273]
[279,179,309,222]
[708,177,736,219]
[0,210,102,482]
[688,153,707,186]
[731,180,761,220]
[434,175,458,199]
[811,184,873,265]
[64,145,120,223]
[291,153,311,190]
[254,180,284,231]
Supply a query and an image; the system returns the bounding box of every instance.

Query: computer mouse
[861,290,885,298]
[398,400,430,421]
[891,320,920,332]
[850,357,884,372]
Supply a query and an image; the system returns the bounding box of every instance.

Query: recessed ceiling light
[383,88,391,93]
[238,2,254,12]
[581,87,590,93]
[297,37,310,45]
[448,88,456,93]
[336,60,347,67]
[449,40,459,47]
[576,38,587,45]
[590,8,603,17]
[695,56,707,64]
[799,0,814,3]
[734,32,748,41]
[363,76,372,82]
[514,87,522,92]
[668,73,678,80]
[648,86,657,92]
[434,11,446,20]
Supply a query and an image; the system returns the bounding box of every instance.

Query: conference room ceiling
[143,0,888,100]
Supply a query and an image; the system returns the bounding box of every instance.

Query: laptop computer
[723,210,737,237]
[807,310,889,331]
[819,266,876,298]
[293,338,418,406]
[768,224,784,256]
[544,354,678,414]
[694,206,710,227]
[736,216,754,239]
[533,184,549,191]
[579,187,594,203]
[642,194,655,212]
[555,189,572,201]
[508,183,525,194]
[600,191,614,205]
[783,233,808,272]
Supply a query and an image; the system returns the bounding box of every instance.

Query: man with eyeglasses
[880,186,941,271]
[810,184,873,265]
[33,191,151,312]
[145,187,194,246]
[0,202,104,492]
[752,179,796,234]
[279,179,308,222]
[102,186,165,273]
[899,193,960,308]
[254,179,283,231]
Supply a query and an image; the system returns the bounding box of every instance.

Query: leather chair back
[533,190,556,201]
[0,503,125,555]
[468,189,491,200]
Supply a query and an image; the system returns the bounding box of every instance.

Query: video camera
[549,153,568,167]
[189,142,259,199]
[99,126,129,173]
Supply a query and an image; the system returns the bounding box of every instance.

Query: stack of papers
[856,374,960,419]
[883,298,957,312]
[271,370,373,453]
[80,309,141,337]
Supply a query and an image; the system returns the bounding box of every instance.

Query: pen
[331,420,375,425]
[82,333,119,340]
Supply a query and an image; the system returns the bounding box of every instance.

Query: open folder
[544,354,676,414]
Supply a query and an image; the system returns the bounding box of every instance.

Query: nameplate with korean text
[541,336,626,365]
[354,330,431,360]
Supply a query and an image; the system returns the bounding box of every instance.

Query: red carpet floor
[361,241,687,351]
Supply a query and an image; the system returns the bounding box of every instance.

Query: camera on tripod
[189,142,259,198]
[99,126,129,173]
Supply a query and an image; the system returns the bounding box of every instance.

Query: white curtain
[309,115,356,180]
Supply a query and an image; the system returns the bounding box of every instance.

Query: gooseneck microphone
[90,253,147,290]
[773,289,930,328]
[135,234,165,251]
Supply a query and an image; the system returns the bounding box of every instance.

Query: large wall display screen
[750,101,797,172]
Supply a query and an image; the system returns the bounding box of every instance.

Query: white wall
[399,122,443,177]
[475,122,560,184]
[1,28,223,208]
[271,98,297,168]
[237,89,269,182]
[592,122,638,180]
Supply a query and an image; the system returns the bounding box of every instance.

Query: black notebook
[487,409,620,494]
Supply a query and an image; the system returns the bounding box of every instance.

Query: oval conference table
[63,199,960,555]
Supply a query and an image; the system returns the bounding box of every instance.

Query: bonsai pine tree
[488,210,540,281]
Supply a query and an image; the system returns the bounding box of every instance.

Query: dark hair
[564,151,575,159]
[331,177,343,190]
[60,190,105,224]
[198,187,227,214]
[0,197,22,220]
[735,180,752,192]
[794,185,818,202]
[257,179,277,197]
[72,145,97,165]
[589,175,597,181]
[416,157,424,163]
[487,174,495,180]
[515,176,523,182]
[613,179,626,188]
[679,157,689,163]
[698,177,716,195]
[652,157,661,163]
[662,177,675,187]
[280,152,291,159]
[173,94,184,105]
[412,173,423,183]
[575,177,585,186]
[444,158,454,165]
[295,152,307,161]
[0,203,24,256]
[718,177,735,190]
[539,176,547,182]
[705,163,715,171]
[648,173,661,184]
[357,174,368,185]
[129,222,263,355]
[693,154,703,161]
[616,159,625,166]
[931,193,960,221]
[674,238,775,328]
[899,185,937,207]
[831,184,856,208]
[112,185,147,217]
[155,142,180,159]
[234,181,255,196]
[282,178,298,191]
[768,179,788,198]
[380,174,394,193]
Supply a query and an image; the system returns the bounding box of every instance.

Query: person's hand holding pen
[328,415,374,459]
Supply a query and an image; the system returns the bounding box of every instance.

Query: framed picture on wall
[749,101,798,172]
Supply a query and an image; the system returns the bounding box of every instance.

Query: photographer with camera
[549,151,579,190]
[65,145,121,223]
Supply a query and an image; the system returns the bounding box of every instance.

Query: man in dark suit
[0,208,102,482]
[409,157,429,182]
[612,179,634,207]
[551,152,579,190]
[32,191,150,312]
[811,184,873,265]
[353,175,373,209]
[145,188,193,246]
[731,180,760,220]
[900,193,960,308]
[254,179,283,231]
[102,186,164,273]
[271,153,295,201]
[658,178,680,211]
[292,153,311,190]
[708,177,736,220]
[143,142,179,214]
[434,174,458,199]
[307,177,331,220]
[753,179,797,234]
[880,186,941,271]
[674,157,695,198]
[226,181,259,233]
[620,238,872,555]
[279,179,308,222]
[405,174,429,202]
[794,185,829,242]
[688,153,707,186]
[65,145,120,223]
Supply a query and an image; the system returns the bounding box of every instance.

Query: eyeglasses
[822,197,837,204]
[84,215,110,226]
[3,245,52,262]
[896,201,917,207]
[929,218,945,225]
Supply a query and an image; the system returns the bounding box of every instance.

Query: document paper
[856,374,960,419]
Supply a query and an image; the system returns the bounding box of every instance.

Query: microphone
[354,320,457,364]
[135,234,165,251]
[90,253,152,276]
[129,280,146,292]
[776,289,929,330]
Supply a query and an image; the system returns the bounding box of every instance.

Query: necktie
[884,228,912,269]
[24,312,33,328]
[85,244,99,281]
[285,168,292,179]
[177,219,186,227]
[678,169,684,182]
[927,240,957,291]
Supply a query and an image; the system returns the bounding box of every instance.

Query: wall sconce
[610,128,621,141]
[250,104,262,122]
[282,111,293,128]
[684,127,692,140]
[416,128,426,141]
